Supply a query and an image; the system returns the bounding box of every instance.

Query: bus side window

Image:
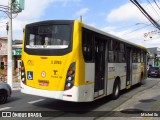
[118,43,125,62]
[141,51,144,62]
[137,51,141,62]
[108,51,113,62]
[82,29,93,62]
[108,39,114,62]
[132,49,138,63]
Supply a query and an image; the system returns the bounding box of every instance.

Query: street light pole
[7,0,13,88]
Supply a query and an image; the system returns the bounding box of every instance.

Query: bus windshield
[26,25,72,49]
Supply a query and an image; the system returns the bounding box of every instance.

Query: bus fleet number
[51,61,62,64]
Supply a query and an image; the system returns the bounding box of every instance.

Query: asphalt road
[0,78,159,120]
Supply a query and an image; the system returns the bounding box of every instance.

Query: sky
[0,0,160,48]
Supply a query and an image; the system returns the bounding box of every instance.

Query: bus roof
[25,20,147,51]
[79,20,147,51]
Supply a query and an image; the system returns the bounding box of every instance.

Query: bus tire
[112,80,120,100]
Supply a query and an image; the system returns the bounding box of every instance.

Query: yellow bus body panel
[22,21,86,91]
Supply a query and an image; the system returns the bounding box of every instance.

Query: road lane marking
[0,107,12,111]
[28,99,45,104]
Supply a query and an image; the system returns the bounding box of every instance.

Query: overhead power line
[122,23,153,36]
[0,5,18,19]
[146,0,160,18]
[130,0,160,30]
[153,0,160,10]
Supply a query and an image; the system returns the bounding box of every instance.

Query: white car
[0,81,12,104]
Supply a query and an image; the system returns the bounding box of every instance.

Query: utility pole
[7,0,13,88]
[80,15,82,22]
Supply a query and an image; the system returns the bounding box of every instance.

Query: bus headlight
[64,62,75,90]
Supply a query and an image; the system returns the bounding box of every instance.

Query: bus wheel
[112,81,120,100]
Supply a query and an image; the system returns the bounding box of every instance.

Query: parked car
[0,81,12,104]
[148,66,160,77]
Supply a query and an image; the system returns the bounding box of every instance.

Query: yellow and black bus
[21,20,148,102]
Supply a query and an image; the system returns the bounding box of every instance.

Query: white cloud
[52,0,82,7]
[106,3,148,23]
[74,8,89,18]
[17,0,82,20]
[141,2,160,21]
[0,0,54,38]
[103,2,160,48]
[1,0,8,5]
[0,0,82,39]
[16,0,53,20]
[101,26,117,33]
[88,22,96,27]
[101,26,160,48]
[101,23,160,48]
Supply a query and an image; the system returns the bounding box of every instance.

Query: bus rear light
[21,61,26,85]
[68,70,74,75]
[21,67,24,71]
[67,76,73,81]
[64,62,76,91]
[22,78,25,81]
[66,82,73,87]
[21,72,25,76]
[65,80,74,90]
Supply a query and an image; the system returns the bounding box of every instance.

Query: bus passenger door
[126,47,132,88]
[94,39,105,98]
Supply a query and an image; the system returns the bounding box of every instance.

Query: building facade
[0,37,8,71]
[0,37,22,81]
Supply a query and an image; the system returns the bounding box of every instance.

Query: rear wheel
[112,81,120,100]
[0,91,8,104]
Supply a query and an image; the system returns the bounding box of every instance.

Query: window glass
[120,43,125,52]
[114,52,118,62]
[26,25,71,49]
[82,29,93,62]
[109,51,114,62]
[29,34,35,45]
[141,51,144,62]
[119,53,126,62]
[0,62,4,70]
[109,40,113,50]
[137,52,141,62]
[114,41,120,51]
[133,49,137,62]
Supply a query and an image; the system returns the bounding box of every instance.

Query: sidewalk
[13,81,20,90]
[12,74,21,90]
